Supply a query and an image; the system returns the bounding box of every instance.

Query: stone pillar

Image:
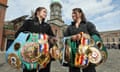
[0,0,8,51]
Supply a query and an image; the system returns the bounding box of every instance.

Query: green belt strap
[70,41,77,67]
[91,34,102,43]
[92,34,108,57]
[27,33,39,42]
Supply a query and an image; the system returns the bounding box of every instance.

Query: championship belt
[59,37,71,66]
[8,53,21,69]
[37,52,50,69]
[18,33,39,70]
[21,42,40,63]
[91,35,108,65]
[6,32,29,69]
[73,33,90,68]
[20,42,39,70]
[6,32,52,70]
[74,53,89,68]
[88,47,102,65]
[20,33,50,70]
[50,45,60,60]
[60,32,108,68]
[37,33,50,69]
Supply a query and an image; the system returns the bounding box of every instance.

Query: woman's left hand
[49,37,58,44]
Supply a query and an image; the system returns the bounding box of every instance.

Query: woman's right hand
[71,34,81,41]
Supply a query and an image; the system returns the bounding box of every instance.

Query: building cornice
[100,30,120,33]
[48,18,64,23]
[50,2,62,8]
[0,3,8,8]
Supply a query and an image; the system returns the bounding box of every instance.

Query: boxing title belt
[60,32,108,68]
[59,36,89,68]
[90,35,108,65]
[50,45,60,60]
[18,33,38,70]
[6,32,51,70]
[88,47,102,65]
[74,32,90,68]
[20,33,50,70]
[6,32,29,69]
[59,37,71,66]
[37,33,50,69]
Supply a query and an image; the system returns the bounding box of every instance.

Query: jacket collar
[71,20,86,26]
[33,17,45,24]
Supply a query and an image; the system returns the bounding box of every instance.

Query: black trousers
[69,64,96,72]
[23,62,51,72]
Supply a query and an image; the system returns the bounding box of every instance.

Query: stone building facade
[100,30,120,49]
[47,2,67,48]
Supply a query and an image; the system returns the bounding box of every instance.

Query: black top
[64,21,100,37]
[15,17,54,38]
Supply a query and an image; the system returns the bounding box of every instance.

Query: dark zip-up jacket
[64,21,100,37]
[15,17,54,38]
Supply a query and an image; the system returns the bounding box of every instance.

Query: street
[0,49,120,72]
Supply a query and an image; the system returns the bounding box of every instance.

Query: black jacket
[15,17,54,38]
[64,21,100,37]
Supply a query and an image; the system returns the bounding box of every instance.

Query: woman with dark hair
[15,7,54,72]
[64,8,100,72]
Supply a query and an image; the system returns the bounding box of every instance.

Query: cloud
[5,0,24,21]
[5,0,120,31]
[93,10,120,31]
[61,0,115,23]
[94,10,120,22]
[5,0,51,21]
[60,0,120,31]
[5,0,115,21]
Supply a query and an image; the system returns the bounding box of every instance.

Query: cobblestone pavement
[0,49,120,72]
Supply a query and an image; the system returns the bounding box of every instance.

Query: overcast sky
[5,0,120,32]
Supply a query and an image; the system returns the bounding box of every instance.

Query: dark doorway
[6,39,14,51]
[112,43,117,49]
[106,44,110,49]
[118,44,120,49]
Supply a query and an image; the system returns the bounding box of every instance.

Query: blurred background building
[0,0,120,52]
[100,30,120,49]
